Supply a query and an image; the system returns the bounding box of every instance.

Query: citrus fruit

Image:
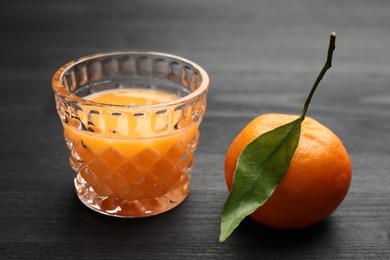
[225,113,352,229]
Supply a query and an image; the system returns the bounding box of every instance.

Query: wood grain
[1,0,389,259]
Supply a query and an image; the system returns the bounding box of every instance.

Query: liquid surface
[86,88,179,106]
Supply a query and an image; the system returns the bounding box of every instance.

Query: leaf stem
[300,32,336,121]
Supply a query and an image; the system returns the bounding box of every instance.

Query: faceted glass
[52,51,209,217]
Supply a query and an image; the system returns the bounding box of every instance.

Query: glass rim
[52,51,210,109]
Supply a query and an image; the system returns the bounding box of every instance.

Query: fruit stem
[300,32,336,121]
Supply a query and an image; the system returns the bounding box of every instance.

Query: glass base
[74,174,190,218]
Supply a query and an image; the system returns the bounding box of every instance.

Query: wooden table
[1,0,389,258]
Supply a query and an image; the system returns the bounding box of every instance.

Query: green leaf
[219,118,301,242]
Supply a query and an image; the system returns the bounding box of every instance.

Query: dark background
[1,0,389,259]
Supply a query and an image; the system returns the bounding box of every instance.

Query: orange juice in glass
[52,52,209,217]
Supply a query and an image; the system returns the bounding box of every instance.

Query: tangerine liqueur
[63,88,199,217]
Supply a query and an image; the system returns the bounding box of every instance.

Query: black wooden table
[1,0,389,259]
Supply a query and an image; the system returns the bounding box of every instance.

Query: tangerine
[225,113,352,229]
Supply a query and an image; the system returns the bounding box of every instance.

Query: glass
[52,51,209,217]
